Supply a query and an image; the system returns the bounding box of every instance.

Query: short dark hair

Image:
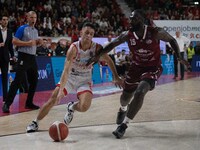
[82,22,95,30]
[0,13,9,20]
[135,9,146,19]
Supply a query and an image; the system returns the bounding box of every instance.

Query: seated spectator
[55,39,69,56]
[36,39,50,56]
[114,51,125,77]
[49,42,57,56]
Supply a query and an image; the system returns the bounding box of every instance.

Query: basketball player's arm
[86,31,129,66]
[155,27,181,59]
[99,49,124,89]
[156,27,191,68]
[57,45,76,100]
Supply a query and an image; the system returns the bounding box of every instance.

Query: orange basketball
[49,121,69,142]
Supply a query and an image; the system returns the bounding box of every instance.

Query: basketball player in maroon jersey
[87,9,183,139]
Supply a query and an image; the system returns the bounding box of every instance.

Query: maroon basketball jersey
[127,25,161,67]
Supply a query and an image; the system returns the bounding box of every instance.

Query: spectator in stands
[36,39,50,56]
[115,51,123,76]
[71,29,79,43]
[0,0,129,37]
[55,40,68,56]
[49,42,57,56]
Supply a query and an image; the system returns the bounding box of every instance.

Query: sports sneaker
[112,123,128,139]
[116,108,127,125]
[64,102,74,125]
[26,121,39,133]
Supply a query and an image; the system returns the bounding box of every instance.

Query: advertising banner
[154,20,200,41]
[101,66,113,82]
[51,57,66,84]
[192,55,200,72]
[161,55,174,75]
[92,63,102,84]
[36,56,55,91]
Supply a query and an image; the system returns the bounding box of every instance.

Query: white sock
[34,119,39,125]
[122,116,131,124]
[120,105,127,111]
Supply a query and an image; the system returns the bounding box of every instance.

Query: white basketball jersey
[70,41,98,78]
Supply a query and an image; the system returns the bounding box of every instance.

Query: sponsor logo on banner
[154,20,200,41]
[192,55,200,72]
[36,57,55,91]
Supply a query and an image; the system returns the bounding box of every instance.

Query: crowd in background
[0,0,129,38]
[125,0,199,20]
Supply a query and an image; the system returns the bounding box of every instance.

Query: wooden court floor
[0,72,200,150]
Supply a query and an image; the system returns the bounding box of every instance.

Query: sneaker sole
[26,128,38,133]
[112,131,122,139]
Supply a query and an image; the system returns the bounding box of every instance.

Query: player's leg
[64,91,93,125]
[113,80,151,139]
[37,86,61,120]
[64,81,93,125]
[116,90,134,125]
[116,66,138,125]
[26,87,62,132]
[126,80,151,120]
[75,91,93,112]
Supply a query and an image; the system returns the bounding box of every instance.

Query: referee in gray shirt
[2,11,41,113]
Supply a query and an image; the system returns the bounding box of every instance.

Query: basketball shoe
[26,121,39,133]
[64,102,74,125]
[116,108,127,125]
[112,123,128,139]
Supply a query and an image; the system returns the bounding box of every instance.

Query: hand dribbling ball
[49,121,69,142]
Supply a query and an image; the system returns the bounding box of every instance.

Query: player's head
[129,9,146,31]
[27,11,37,26]
[80,22,95,42]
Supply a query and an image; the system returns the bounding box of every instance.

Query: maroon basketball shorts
[124,65,163,91]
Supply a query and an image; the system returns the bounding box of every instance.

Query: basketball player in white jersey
[26,22,124,133]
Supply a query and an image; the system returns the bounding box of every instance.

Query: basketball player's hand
[57,89,65,104]
[177,58,191,70]
[86,55,100,66]
[113,76,124,89]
